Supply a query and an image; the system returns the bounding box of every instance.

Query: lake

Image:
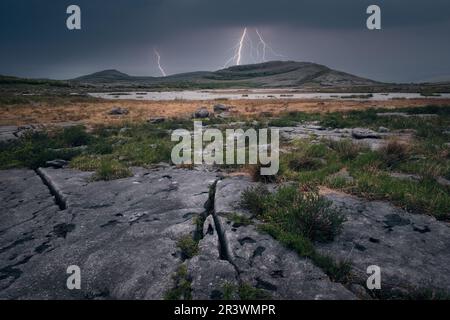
[88,89,450,101]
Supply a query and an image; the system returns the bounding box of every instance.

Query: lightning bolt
[255,28,285,62]
[223,28,248,68]
[222,27,285,69]
[236,27,247,66]
[255,29,267,62]
[154,49,167,77]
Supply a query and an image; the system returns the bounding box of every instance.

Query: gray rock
[276,124,396,150]
[351,128,382,140]
[436,176,450,187]
[0,125,40,142]
[119,127,130,134]
[45,159,69,169]
[213,177,356,300]
[148,117,166,124]
[378,126,389,133]
[193,107,210,119]
[389,172,421,182]
[376,112,409,118]
[217,112,231,119]
[187,215,239,300]
[317,189,450,294]
[108,107,129,115]
[213,104,229,113]
[0,167,218,299]
[376,112,438,119]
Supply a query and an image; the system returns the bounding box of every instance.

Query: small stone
[351,128,381,139]
[148,117,166,124]
[119,127,130,134]
[378,126,389,133]
[217,112,231,119]
[45,159,68,169]
[213,104,230,113]
[108,107,129,115]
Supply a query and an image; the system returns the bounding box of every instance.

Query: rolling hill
[71,61,382,89]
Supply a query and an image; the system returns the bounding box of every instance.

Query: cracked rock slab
[318,189,450,294]
[0,167,217,299]
[213,177,356,300]
[275,124,411,150]
[187,215,239,300]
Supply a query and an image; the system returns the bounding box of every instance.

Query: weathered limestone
[0,167,217,299]
[276,124,412,150]
[187,215,239,300]
[213,177,356,300]
[317,189,450,295]
[1,167,449,299]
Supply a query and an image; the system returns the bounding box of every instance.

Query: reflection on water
[89,90,450,101]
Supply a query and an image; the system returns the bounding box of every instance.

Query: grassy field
[1,103,449,218]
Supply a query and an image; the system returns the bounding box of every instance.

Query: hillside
[70,61,382,89]
[3,61,450,92]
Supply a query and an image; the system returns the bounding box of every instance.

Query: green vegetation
[241,185,345,243]
[241,185,350,282]
[177,235,199,260]
[273,106,450,220]
[279,134,450,219]
[0,126,90,169]
[219,282,272,300]
[0,121,180,178]
[91,158,132,181]
[164,264,192,300]
[228,213,253,227]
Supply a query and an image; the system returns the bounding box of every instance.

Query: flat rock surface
[0,167,217,299]
[2,167,449,299]
[213,177,356,300]
[276,124,412,150]
[318,188,450,294]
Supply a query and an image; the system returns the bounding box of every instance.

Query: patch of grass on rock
[164,264,192,300]
[177,235,199,260]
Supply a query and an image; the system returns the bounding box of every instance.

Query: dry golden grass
[1,97,450,127]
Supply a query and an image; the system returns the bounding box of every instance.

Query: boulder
[213,104,229,113]
[351,128,382,139]
[108,107,129,115]
[193,107,210,119]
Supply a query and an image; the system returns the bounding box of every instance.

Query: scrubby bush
[240,184,271,216]
[241,184,345,243]
[327,139,362,161]
[59,126,91,147]
[288,156,322,171]
[246,163,278,183]
[92,158,132,181]
[177,235,199,260]
[378,140,410,167]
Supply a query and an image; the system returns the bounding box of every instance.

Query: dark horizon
[1,0,450,83]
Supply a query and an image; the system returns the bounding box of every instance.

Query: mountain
[73,69,137,83]
[70,61,381,89]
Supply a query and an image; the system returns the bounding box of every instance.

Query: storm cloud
[1,0,449,82]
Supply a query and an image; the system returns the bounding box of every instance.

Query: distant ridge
[74,69,133,82]
[70,61,381,88]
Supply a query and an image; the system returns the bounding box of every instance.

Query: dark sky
[1,0,449,82]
